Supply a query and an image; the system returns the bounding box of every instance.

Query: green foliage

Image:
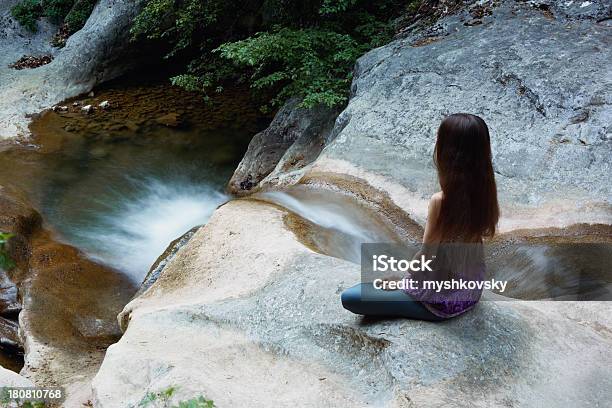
[216,27,362,108]
[0,232,15,270]
[20,402,46,408]
[11,0,43,32]
[135,386,214,408]
[130,0,175,40]
[133,0,408,109]
[43,0,74,22]
[11,0,96,35]
[64,0,97,33]
[174,396,215,408]
[319,0,358,15]
[137,386,177,407]
[131,0,223,55]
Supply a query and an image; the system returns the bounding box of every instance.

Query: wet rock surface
[0,185,135,405]
[0,315,21,372]
[0,185,41,371]
[0,270,20,318]
[134,226,200,301]
[20,229,135,390]
[94,200,612,407]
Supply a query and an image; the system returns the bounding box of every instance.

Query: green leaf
[131,0,405,108]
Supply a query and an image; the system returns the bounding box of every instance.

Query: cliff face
[233,0,611,229]
[92,1,612,407]
[0,0,144,139]
[228,97,340,196]
[314,0,610,227]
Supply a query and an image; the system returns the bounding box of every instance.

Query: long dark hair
[433,113,499,242]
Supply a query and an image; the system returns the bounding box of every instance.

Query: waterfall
[67,177,227,282]
[258,188,400,263]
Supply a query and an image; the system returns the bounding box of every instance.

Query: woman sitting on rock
[341,113,499,321]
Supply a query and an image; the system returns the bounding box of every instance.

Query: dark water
[0,82,271,282]
[486,240,612,300]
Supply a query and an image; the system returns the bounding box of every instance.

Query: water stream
[0,77,609,311]
[0,81,271,283]
[259,186,612,301]
[258,188,405,263]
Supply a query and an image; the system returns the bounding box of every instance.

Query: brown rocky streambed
[0,78,272,404]
[0,78,272,282]
[0,182,134,400]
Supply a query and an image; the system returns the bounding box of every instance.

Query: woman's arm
[407,193,442,282]
[423,192,442,245]
[383,193,444,290]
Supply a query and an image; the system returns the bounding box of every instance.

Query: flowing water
[258,188,405,262]
[259,186,612,300]
[31,157,228,281]
[1,78,610,301]
[0,81,271,283]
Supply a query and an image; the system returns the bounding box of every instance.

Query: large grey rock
[0,0,145,139]
[263,0,611,230]
[89,1,609,406]
[93,200,612,407]
[228,97,340,195]
[92,2,612,406]
[0,364,34,387]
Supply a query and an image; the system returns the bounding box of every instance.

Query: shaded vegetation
[137,386,215,408]
[10,0,42,32]
[11,0,97,35]
[0,232,15,270]
[64,0,97,33]
[132,0,414,109]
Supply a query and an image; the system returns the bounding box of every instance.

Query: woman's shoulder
[426,192,443,227]
[429,192,443,210]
